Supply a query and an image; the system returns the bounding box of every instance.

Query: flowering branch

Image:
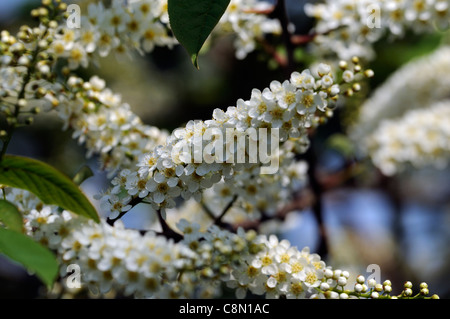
[0,0,446,301]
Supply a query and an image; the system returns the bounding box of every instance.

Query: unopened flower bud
[338,276,347,286]
[420,288,429,296]
[419,282,428,289]
[364,69,375,78]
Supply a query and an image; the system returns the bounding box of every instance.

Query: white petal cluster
[0,26,61,113]
[7,188,439,299]
[350,46,450,175]
[163,154,308,231]
[367,100,450,175]
[51,0,175,68]
[55,75,168,176]
[0,10,167,177]
[100,63,346,218]
[47,0,281,67]
[305,0,450,60]
[200,156,308,224]
[227,236,326,299]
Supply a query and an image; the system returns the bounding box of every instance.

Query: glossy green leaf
[0,155,99,222]
[0,228,59,288]
[0,200,23,232]
[168,0,230,68]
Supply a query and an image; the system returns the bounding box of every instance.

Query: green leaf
[0,155,99,222]
[0,200,23,232]
[0,228,59,288]
[168,0,230,69]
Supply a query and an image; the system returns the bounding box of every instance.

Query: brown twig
[106,196,143,226]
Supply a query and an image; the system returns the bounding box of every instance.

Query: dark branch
[214,194,238,228]
[156,210,184,243]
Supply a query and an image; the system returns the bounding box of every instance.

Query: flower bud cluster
[305,0,450,60]
[317,273,437,299]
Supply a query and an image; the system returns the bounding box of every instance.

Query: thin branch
[106,196,143,226]
[214,194,238,227]
[200,200,217,220]
[156,210,184,243]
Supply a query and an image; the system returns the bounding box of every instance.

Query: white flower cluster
[350,46,450,175]
[0,25,61,115]
[0,6,168,175]
[44,0,281,67]
[163,154,308,232]
[10,191,184,298]
[55,74,168,176]
[227,235,327,298]
[305,0,450,60]
[201,156,308,224]
[3,189,262,298]
[218,0,282,59]
[51,0,175,69]
[100,62,356,219]
[366,100,450,175]
[6,188,439,299]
